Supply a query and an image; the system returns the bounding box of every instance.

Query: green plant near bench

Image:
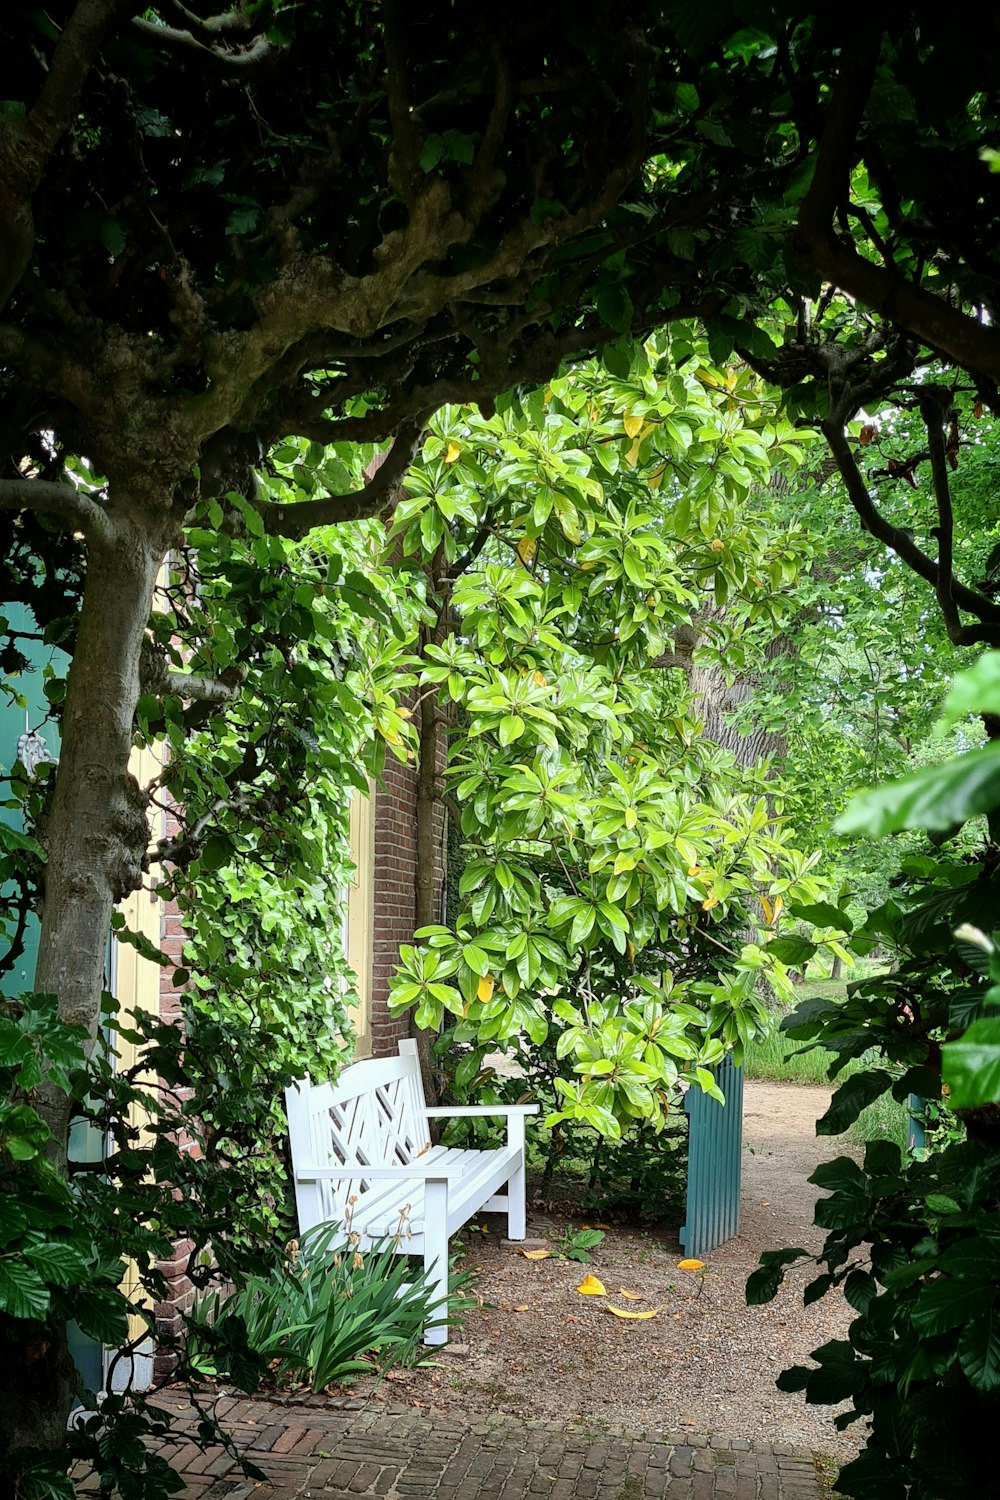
[188,1226,470,1392]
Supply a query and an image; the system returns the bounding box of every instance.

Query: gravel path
[358,1080,865,1465]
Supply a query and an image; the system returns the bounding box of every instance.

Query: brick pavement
[79,1392,830,1499]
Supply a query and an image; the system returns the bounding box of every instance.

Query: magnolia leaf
[576,1274,606,1295]
[618,1288,643,1300]
[476,974,496,1004]
[519,1249,551,1260]
[516,535,537,565]
[513,1304,530,1312]
[677,1258,705,1271]
[444,441,462,464]
[623,412,644,439]
[605,1303,661,1320]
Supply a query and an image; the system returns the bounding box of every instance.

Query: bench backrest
[284,1038,429,1233]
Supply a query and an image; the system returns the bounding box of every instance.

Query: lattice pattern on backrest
[301,1042,429,1221]
[326,1074,424,1169]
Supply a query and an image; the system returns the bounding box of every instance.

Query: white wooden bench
[285,1039,538,1345]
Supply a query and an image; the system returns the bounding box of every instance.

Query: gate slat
[680,1057,744,1259]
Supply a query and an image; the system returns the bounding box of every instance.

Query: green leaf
[843,1269,877,1313]
[200,834,233,873]
[787,901,853,934]
[943,1017,1000,1108]
[924,1194,961,1215]
[461,944,490,977]
[0,1257,50,1320]
[835,743,1000,837]
[816,1070,893,1135]
[595,283,634,334]
[940,652,1000,726]
[765,935,817,966]
[498,715,524,745]
[72,1287,130,1345]
[911,1278,986,1336]
[24,1240,91,1287]
[959,1306,1000,1390]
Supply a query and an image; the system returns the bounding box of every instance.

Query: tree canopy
[5,2,1000,1493]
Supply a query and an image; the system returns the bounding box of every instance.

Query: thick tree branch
[464,42,513,222]
[820,417,1000,629]
[0,478,111,541]
[795,38,1000,379]
[797,42,879,244]
[382,0,423,205]
[918,386,963,643]
[165,1,253,36]
[25,0,135,183]
[261,417,429,537]
[131,15,277,69]
[162,671,238,704]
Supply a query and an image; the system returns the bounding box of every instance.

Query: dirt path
[358,1080,866,1464]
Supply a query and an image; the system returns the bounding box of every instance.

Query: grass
[745,1018,911,1154]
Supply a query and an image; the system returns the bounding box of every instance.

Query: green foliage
[0,996,127,1341]
[389,349,828,1133]
[187,1226,460,1391]
[554,1226,606,1263]
[745,846,1000,1498]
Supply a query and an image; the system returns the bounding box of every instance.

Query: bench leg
[423,1178,449,1346]
[506,1116,527,1240]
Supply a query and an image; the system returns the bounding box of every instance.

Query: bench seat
[285,1039,537,1344]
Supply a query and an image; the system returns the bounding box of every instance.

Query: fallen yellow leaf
[513,1305,530,1312]
[519,1249,551,1260]
[444,440,462,463]
[605,1304,661,1320]
[678,1258,705,1271]
[618,1289,643,1301]
[576,1274,606,1296]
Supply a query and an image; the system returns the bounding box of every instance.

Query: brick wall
[370,718,448,1059]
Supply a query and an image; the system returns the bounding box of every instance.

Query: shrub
[188,1225,469,1392]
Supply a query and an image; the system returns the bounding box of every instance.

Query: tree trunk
[687,619,789,771]
[0,504,167,1466]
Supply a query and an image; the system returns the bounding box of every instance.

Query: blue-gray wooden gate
[680,1055,744,1259]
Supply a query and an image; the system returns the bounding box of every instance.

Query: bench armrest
[423,1105,539,1118]
[295,1162,464,1181]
